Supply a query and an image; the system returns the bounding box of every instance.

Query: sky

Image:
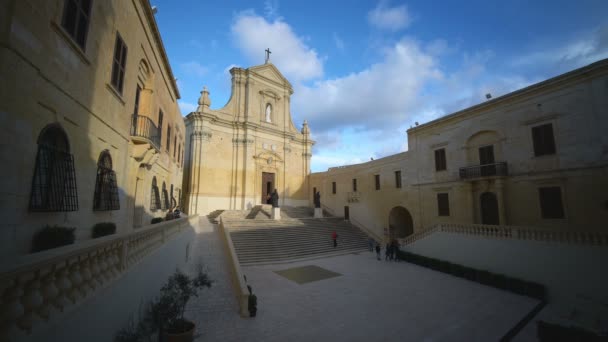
[152,0,608,172]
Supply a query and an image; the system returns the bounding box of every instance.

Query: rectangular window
[158,110,163,140]
[178,144,181,163]
[110,33,128,94]
[173,136,177,158]
[332,182,336,194]
[134,85,141,115]
[532,123,556,156]
[61,0,92,49]
[374,174,380,190]
[539,187,564,219]
[435,148,447,171]
[437,193,450,216]
[167,126,171,152]
[352,179,357,192]
[395,170,402,188]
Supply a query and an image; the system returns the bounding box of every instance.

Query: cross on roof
[265,48,271,64]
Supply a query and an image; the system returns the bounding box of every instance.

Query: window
[437,193,450,216]
[352,179,357,192]
[93,150,119,210]
[395,171,402,188]
[332,182,336,194]
[435,148,447,171]
[173,136,177,158]
[374,174,380,190]
[167,126,171,152]
[150,177,161,211]
[61,0,92,49]
[134,85,141,114]
[532,123,556,156]
[177,144,181,163]
[29,124,78,211]
[539,187,564,218]
[158,110,163,143]
[110,33,128,93]
[162,182,169,210]
[170,184,176,208]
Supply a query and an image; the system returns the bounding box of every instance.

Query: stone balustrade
[0,215,197,340]
[399,223,608,247]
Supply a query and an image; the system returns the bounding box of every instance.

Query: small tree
[155,264,213,334]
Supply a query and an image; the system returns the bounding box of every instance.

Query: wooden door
[262,172,275,204]
[479,145,496,176]
[480,192,499,225]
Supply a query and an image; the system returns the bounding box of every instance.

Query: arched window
[29,124,78,211]
[162,182,169,210]
[150,176,161,210]
[170,184,176,208]
[93,150,119,210]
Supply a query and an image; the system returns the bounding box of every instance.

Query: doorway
[480,192,499,225]
[262,172,275,204]
[479,145,496,176]
[344,206,349,220]
[388,206,414,238]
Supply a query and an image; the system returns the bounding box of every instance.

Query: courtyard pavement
[186,219,538,342]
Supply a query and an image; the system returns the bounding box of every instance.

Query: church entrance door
[262,172,275,204]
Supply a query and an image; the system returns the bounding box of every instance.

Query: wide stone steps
[225,216,370,265]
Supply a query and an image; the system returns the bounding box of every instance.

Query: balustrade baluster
[17,272,43,332]
[67,260,83,304]
[53,263,71,311]
[37,267,58,320]
[0,279,25,336]
[79,256,93,295]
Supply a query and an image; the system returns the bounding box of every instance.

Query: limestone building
[311,58,608,241]
[183,62,314,215]
[0,0,185,256]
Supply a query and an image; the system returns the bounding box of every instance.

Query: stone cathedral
[183,62,314,215]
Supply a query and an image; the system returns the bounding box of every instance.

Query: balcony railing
[130,114,160,149]
[459,162,508,180]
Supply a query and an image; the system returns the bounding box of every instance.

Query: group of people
[369,237,400,261]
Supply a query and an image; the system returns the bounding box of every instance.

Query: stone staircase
[223,207,369,265]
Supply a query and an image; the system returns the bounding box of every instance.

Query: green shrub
[92,222,116,238]
[31,225,76,253]
[151,217,164,224]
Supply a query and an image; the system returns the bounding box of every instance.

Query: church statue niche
[265,103,272,123]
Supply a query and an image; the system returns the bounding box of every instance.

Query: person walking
[368,237,374,252]
[385,243,391,261]
[331,231,338,248]
[375,243,381,260]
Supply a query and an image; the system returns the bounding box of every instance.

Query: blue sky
[153,0,608,172]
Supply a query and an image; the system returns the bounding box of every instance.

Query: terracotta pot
[163,320,195,342]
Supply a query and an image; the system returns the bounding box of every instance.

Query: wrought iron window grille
[29,144,79,212]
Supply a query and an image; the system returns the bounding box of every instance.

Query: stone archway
[388,206,414,238]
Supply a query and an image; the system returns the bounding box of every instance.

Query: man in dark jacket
[270,189,279,208]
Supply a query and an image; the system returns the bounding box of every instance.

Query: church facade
[183,63,314,215]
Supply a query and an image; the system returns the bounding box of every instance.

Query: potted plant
[155,265,213,341]
[92,222,117,238]
[31,225,76,252]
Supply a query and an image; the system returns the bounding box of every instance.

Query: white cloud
[510,25,608,71]
[368,1,411,31]
[231,12,323,81]
[180,61,208,77]
[263,0,279,19]
[293,38,441,133]
[333,32,345,51]
[178,101,197,115]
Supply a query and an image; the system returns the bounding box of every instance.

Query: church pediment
[249,63,293,90]
[254,150,284,165]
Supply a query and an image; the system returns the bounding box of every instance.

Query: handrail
[399,224,441,246]
[0,215,198,337]
[459,161,508,179]
[438,223,608,246]
[130,114,161,149]
[219,217,250,317]
[348,216,383,243]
